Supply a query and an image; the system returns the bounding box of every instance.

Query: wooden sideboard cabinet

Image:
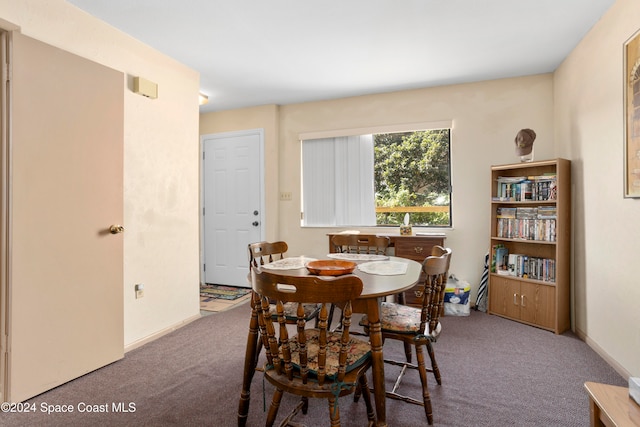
[327,233,446,307]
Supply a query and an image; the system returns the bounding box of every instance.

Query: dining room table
[237,253,423,427]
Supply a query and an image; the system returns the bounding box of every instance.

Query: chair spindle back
[252,269,363,386]
[331,234,390,255]
[418,252,450,336]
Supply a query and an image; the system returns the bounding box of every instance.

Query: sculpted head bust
[514,129,536,156]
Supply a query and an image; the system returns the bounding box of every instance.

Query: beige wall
[1,0,202,347]
[201,0,640,377]
[6,0,637,382]
[555,0,640,377]
[201,75,555,304]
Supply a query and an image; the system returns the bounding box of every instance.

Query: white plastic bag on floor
[444,275,470,316]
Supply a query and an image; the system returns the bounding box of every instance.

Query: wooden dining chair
[328,234,391,331]
[360,250,451,425]
[248,241,289,268]
[239,241,322,425]
[253,268,376,427]
[330,233,391,255]
[248,241,321,349]
[248,241,322,324]
[397,245,452,364]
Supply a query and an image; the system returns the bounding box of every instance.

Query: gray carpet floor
[2,302,626,426]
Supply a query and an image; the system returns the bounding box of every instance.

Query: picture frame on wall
[624,28,640,198]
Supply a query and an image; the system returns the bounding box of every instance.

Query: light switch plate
[280,191,292,201]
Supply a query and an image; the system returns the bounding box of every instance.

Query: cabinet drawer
[394,238,442,262]
[402,283,425,307]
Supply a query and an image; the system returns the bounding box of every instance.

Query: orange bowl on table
[305,260,357,276]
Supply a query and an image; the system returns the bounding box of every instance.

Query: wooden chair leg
[328,395,340,427]
[403,341,413,363]
[395,292,413,362]
[353,381,362,402]
[426,341,442,385]
[358,374,376,424]
[266,388,283,427]
[415,345,434,425]
[238,294,261,427]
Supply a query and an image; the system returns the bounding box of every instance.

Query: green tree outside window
[374,129,451,226]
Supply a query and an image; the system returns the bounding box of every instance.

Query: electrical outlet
[280,191,292,201]
[135,283,144,299]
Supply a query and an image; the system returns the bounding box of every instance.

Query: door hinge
[202,207,205,216]
[203,264,206,272]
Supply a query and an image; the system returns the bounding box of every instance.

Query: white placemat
[327,253,389,261]
[261,256,316,270]
[358,261,408,276]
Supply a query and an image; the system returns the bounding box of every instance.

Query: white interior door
[2,32,124,402]
[202,130,263,286]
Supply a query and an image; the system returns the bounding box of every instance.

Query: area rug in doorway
[200,284,251,301]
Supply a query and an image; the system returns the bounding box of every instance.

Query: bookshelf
[488,158,571,334]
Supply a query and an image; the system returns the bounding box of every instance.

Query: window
[301,124,451,228]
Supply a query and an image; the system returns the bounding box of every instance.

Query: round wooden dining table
[237,255,422,427]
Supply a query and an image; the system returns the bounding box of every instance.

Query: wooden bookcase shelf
[488,158,571,334]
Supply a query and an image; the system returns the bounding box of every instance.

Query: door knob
[110,225,125,234]
[252,221,259,227]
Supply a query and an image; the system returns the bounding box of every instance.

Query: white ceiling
[67,0,615,113]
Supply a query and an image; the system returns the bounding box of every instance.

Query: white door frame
[0,29,9,403]
[200,129,265,285]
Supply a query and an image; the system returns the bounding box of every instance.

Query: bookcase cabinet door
[488,276,521,319]
[519,282,556,330]
[489,277,556,330]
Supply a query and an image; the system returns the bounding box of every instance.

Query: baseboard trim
[124,313,202,353]
[575,327,631,380]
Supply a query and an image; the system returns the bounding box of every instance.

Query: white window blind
[302,135,376,226]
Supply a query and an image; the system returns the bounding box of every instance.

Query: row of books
[492,245,556,282]
[496,206,557,219]
[496,218,557,241]
[493,174,557,201]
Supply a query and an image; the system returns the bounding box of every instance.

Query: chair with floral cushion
[359,250,451,425]
[238,241,321,425]
[253,268,375,427]
[396,245,452,365]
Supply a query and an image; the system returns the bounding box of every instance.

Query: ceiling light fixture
[199,92,209,105]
